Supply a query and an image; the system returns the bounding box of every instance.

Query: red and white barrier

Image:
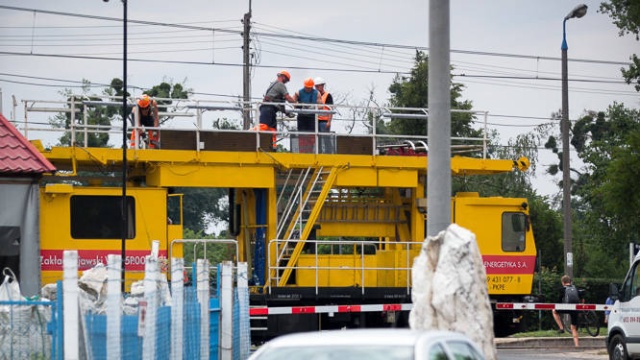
[495,302,612,311]
[249,302,612,316]
[249,303,413,316]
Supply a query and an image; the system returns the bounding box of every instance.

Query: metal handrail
[266,238,423,295]
[18,97,489,157]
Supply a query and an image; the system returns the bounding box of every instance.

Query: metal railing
[266,238,423,295]
[16,96,490,158]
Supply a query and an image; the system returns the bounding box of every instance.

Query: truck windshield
[501,212,526,252]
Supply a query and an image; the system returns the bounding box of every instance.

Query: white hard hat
[314,77,326,86]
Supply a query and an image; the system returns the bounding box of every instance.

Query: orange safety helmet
[277,70,291,82]
[137,94,151,108]
[303,77,315,88]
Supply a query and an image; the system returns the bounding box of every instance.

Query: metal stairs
[271,166,339,286]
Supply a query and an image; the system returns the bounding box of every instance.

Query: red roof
[0,114,56,175]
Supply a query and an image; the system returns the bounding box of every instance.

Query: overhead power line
[0,50,411,75]
[454,74,628,84]
[0,5,633,67]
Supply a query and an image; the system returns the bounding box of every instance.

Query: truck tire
[609,334,628,360]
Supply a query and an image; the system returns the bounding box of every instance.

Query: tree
[51,79,191,147]
[176,188,228,234]
[545,103,640,278]
[50,80,119,147]
[458,125,564,270]
[142,80,190,124]
[387,50,482,141]
[170,116,241,234]
[600,0,640,91]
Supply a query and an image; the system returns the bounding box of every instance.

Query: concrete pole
[63,251,79,360]
[427,0,452,237]
[560,3,587,279]
[170,257,184,360]
[106,255,122,360]
[197,259,210,360]
[220,261,233,360]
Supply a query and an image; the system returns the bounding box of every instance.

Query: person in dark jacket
[552,275,579,347]
[293,78,322,153]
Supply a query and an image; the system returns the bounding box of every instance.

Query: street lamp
[104,0,128,292]
[561,3,587,279]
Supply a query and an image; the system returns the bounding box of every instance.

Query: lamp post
[561,4,587,279]
[104,0,128,292]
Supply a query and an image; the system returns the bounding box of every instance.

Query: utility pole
[242,0,252,130]
[560,4,587,279]
[427,0,452,237]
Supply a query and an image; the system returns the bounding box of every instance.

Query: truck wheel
[609,334,628,360]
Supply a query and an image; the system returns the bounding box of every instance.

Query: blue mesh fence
[83,286,206,360]
[0,268,248,359]
[210,296,221,360]
[231,280,251,360]
[233,290,240,360]
[0,299,60,360]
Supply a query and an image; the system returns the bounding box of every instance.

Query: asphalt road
[495,336,608,359]
[498,348,607,359]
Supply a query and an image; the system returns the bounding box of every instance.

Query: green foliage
[572,105,640,279]
[172,187,228,235]
[182,228,235,267]
[542,104,640,279]
[213,117,242,130]
[600,0,640,39]
[522,267,614,331]
[528,197,563,271]
[142,80,191,124]
[387,50,480,141]
[49,81,118,147]
[600,0,640,91]
[51,78,191,147]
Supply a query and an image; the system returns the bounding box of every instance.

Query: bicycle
[561,289,600,337]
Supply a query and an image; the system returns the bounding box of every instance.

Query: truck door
[615,261,640,354]
[167,193,184,259]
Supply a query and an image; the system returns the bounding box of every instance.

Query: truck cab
[607,253,640,359]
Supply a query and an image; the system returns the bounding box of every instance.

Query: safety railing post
[196,259,210,360]
[106,254,122,360]
[171,257,184,360]
[220,261,233,360]
[63,250,79,360]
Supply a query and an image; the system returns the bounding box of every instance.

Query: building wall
[0,177,41,297]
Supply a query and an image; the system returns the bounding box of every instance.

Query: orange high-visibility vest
[319,92,331,121]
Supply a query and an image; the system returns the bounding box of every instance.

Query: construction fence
[0,248,250,360]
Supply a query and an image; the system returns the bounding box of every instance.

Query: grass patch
[509,328,606,338]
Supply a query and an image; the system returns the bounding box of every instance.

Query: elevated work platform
[38,145,520,189]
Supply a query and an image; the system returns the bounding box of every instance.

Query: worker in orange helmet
[130,94,160,149]
[256,70,296,150]
[293,77,322,153]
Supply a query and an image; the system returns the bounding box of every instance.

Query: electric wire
[1,4,636,131]
[0,5,632,67]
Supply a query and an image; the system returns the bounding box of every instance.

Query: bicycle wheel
[584,311,600,337]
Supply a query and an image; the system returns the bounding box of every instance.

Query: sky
[0,0,638,198]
